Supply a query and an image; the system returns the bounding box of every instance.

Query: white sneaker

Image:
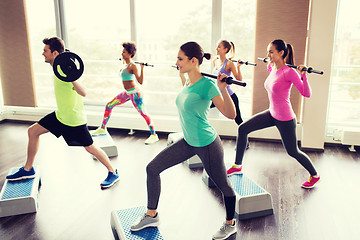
[213,221,237,240]
[90,127,107,136]
[145,134,159,145]
[130,213,160,231]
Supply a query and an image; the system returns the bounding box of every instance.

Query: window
[222,0,256,118]
[64,0,131,104]
[328,0,360,129]
[134,0,212,113]
[26,0,57,106]
[26,0,256,119]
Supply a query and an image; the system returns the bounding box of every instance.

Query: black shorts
[38,112,93,147]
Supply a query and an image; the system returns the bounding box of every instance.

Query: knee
[105,104,112,111]
[28,125,41,138]
[237,124,248,137]
[286,148,299,158]
[218,182,236,197]
[84,144,96,154]
[146,162,158,177]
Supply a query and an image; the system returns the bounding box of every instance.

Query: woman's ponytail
[228,41,235,60]
[203,53,211,60]
[286,43,295,65]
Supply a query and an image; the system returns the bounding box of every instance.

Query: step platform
[92,132,118,158]
[111,206,164,240]
[167,132,202,169]
[202,171,273,220]
[0,166,41,218]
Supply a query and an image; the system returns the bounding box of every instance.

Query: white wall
[301,0,338,149]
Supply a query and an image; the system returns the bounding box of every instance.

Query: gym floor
[0,120,359,240]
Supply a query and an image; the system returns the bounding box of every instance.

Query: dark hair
[271,39,294,65]
[42,37,65,53]
[122,42,137,58]
[180,41,211,65]
[219,40,235,60]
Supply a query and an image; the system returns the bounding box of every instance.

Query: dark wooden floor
[0,120,360,240]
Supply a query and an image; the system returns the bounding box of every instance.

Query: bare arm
[212,73,236,119]
[227,60,243,81]
[131,63,144,85]
[180,72,187,86]
[72,81,86,97]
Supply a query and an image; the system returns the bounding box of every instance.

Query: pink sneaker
[301,175,320,188]
[227,165,243,176]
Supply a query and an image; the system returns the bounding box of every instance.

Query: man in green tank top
[6,37,119,189]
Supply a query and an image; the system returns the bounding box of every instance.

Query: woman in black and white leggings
[131,41,237,240]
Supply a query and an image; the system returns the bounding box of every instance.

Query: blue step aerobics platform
[167,132,202,169]
[91,132,118,158]
[111,206,164,240]
[0,166,41,218]
[202,171,273,220]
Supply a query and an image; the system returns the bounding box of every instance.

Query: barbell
[53,51,84,82]
[257,57,324,75]
[172,65,246,87]
[230,59,257,66]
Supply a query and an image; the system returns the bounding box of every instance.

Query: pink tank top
[264,65,311,121]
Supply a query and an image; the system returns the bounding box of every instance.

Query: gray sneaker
[212,221,237,240]
[130,213,160,231]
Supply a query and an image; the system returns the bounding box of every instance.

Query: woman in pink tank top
[227,39,320,189]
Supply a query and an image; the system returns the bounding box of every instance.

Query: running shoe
[213,221,237,240]
[100,170,119,189]
[145,134,159,145]
[226,165,243,176]
[301,175,320,189]
[90,127,107,136]
[6,167,36,181]
[130,212,160,231]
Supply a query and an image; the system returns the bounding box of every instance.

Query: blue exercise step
[91,132,118,158]
[111,206,164,240]
[202,171,273,220]
[0,166,41,218]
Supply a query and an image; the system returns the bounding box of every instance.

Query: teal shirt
[176,76,220,147]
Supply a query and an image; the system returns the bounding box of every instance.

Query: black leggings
[146,136,236,220]
[211,93,243,125]
[235,110,317,176]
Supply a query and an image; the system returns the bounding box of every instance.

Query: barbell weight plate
[52,51,84,82]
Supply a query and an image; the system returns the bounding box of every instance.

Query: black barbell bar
[230,59,257,66]
[119,58,154,67]
[172,65,246,87]
[257,57,324,75]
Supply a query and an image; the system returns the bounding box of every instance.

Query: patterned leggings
[101,88,155,134]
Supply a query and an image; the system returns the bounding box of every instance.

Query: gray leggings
[146,136,236,220]
[235,110,318,176]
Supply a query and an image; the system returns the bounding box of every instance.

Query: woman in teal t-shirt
[131,42,238,240]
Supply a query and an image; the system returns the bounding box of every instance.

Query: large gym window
[222,0,256,118]
[26,0,57,106]
[64,0,131,104]
[327,0,360,130]
[27,0,255,120]
[134,0,212,113]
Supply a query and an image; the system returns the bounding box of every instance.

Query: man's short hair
[43,37,65,53]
